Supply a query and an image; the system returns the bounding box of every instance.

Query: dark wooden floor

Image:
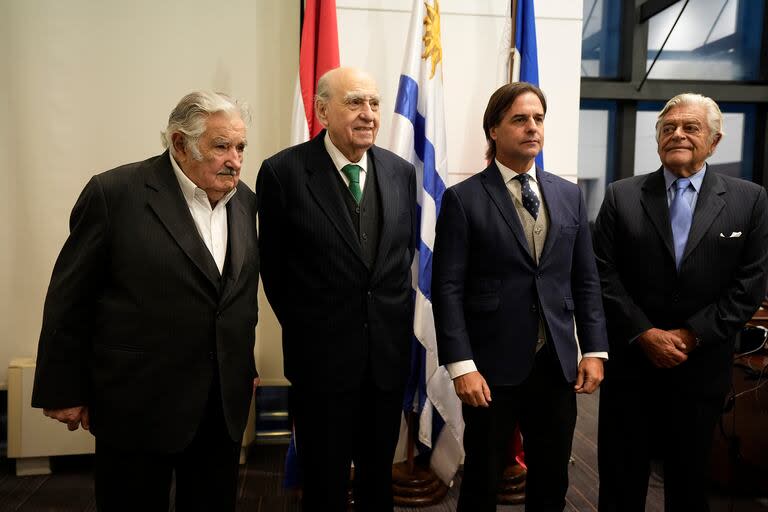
[1,393,766,511]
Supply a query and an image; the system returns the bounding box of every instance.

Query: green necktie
[341,164,363,204]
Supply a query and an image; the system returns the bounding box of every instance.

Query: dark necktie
[514,173,540,219]
[670,177,693,270]
[341,164,363,204]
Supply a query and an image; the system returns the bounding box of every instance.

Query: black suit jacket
[432,163,608,386]
[593,168,768,397]
[32,151,260,451]
[256,132,416,392]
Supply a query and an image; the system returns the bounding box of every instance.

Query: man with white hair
[594,93,768,511]
[32,91,260,511]
[257,67,416,511]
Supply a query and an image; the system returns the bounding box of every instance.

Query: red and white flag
[290,0,340,144]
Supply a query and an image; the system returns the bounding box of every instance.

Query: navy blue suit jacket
[432,163,608,386]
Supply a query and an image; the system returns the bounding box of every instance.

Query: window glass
[581,0,622,78]
[578,101,615,221]
[646,0,764,80]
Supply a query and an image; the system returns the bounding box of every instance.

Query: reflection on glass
[646,0,764,80]
[581,0,621,78]
[578,106,613,221]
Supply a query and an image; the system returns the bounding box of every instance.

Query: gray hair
[655,93,723,143]
[161,91,250,160]
[314,71,334,107]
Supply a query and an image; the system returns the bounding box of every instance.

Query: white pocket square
[719,232,742,238]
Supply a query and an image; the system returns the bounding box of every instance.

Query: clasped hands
[637,327,696,368]
[452,357,604,407]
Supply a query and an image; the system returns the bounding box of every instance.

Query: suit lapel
[370,146,399,282]
[145,151,221,290]
[304,134,365,264]
[219,190,248,304]
[480,163,534,262]
[682,169,725,264]
[640,168,676,263]
[537,168,562,263]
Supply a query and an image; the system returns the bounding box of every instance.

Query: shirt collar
[663,163,706,194]
[169,151,236,207]
[496,158,537,184]
[324,131,368,173]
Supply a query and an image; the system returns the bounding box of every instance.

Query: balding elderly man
[257,67,416,511]
[594,93,768,511]
[32,91,260,511]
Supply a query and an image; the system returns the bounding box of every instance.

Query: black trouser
[597,378,723,512]
[94,378,241,512]
[458,344,577,512]
[291,375,403,512]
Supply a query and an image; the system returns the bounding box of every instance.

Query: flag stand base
[392,461,448,506]
[391,411,448,506]
[497,462,526,504]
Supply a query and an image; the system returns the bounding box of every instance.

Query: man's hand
[453,371,492,407]
[669,328,697,354]
[574,357,604,394]
[637,328,688,368]
[43,406,89,431]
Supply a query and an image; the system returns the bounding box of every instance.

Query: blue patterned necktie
[670,177,693,270]
[341,164,362,204]
[515,173,540,219]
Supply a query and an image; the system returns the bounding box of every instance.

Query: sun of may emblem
[422,0,442,79]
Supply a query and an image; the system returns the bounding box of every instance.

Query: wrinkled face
[490,92,544,170]
[657,104,720,177]
[316,70,380,162]
[173,112,247,204]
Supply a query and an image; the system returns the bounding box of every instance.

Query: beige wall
[0,0,297,387]
[1,1,14,388]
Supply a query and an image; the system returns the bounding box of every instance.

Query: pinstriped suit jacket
[256,132,417,392]
[32,151,260,451]
[593,167,768,397]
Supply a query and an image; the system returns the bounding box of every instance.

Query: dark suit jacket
[256,132,416,392]
[593,168,768,397]
[432,163,608,386]
[32,151,260,452]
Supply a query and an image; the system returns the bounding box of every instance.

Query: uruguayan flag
[390,0,463,486]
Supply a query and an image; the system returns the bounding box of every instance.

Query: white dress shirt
[445,160,607,380]
[324,131,368,190]
[170,152,236,274]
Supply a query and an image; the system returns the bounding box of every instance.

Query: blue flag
[389,0,464,486]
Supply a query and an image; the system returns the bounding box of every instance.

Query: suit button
[216,311,222,318]
[362,233,368,241]
[534,227,542,234]
[355,207,360,214]
[536,272,543,279]
[367,291,373,299]
[207,352,215,360]
[530,304,538,313]
[363,322,369,329]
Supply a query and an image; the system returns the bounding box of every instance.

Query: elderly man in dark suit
[432,82,608,512]
[256,67,416,511]
[32,91,260,511]
[594,93,768,511]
